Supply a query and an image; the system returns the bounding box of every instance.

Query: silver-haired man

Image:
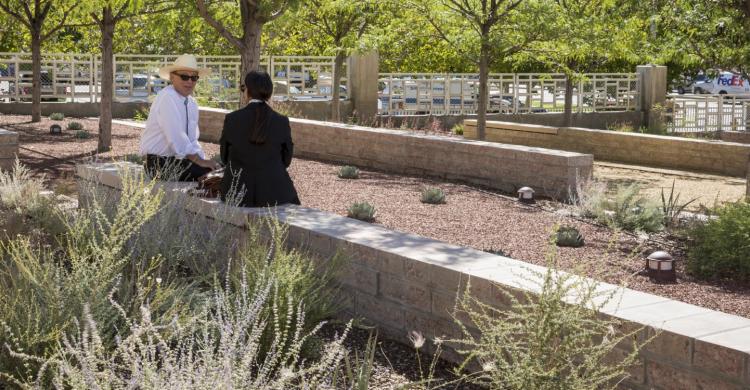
[140,54,220,181]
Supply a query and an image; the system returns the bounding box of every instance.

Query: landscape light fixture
[49,124,62,135]
[646,251,677,283]
[517,186,535,203]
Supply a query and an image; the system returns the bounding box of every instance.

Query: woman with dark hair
[219,71,300,207]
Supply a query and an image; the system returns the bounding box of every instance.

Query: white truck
[693,71,750,95]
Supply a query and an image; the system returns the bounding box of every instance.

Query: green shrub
[555,225,584,247]
[48,112,64,121]
[74,130,91,139]
[607,120,667,136]
[22,278,351,389]
[485,247,510,257]
[132,107,149,122]
[603,184,664,232]
[0,164,349,387]
[420,187,446,204]
[66,121,83,130]
[347,201,376,222]
[0,170,178,386]
[0,159,46,212]
[124,153,144,165]
[272,101,302,118]
[570,177,608,219]
[686,201,750,282]
[230,218,345,337]
[0,160,65,238]
[606,122,633,132]
[451,123,464,135]
[124,173,246,277]
[575,182,663,233]
[339,330,379,389]
[0,166,347,385]
[661,180,698,228]
[453,246,650,389]
[337,165,359,179]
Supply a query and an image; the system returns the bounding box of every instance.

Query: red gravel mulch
[3,113,749,319]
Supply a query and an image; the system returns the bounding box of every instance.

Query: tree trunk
[197,1,275,108]
[331,50,345,122]
[239,16,262,107]
[563,74,574,127]
[30,31,42,123]
[98,6,115,153]
[476,34,490,140]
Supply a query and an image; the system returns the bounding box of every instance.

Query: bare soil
[320,321,482,389]
[595,162,745,211]
[3,113,749,320]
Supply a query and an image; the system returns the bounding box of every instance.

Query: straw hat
[158,54,211,80]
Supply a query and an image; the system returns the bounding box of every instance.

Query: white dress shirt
[139,86,205,159]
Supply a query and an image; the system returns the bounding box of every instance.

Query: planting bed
[3,113,749,319]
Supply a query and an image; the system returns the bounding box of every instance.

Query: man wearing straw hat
[140,54,220,181]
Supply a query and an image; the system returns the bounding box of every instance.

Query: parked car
[275,70,314,88]
[582,93,617,107]
[0,63,15,77]
[272,80,303,102]
[18,70,68,101]
[132,73,148,89]
[487,92,548,113]
[116,73,165,96]
[693,71,750,95]
[673,74,707,94]
[207,77,232,94]
[317,84,347,99]
[150,75,167,93]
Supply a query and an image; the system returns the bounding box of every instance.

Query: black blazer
[219,103,300,207]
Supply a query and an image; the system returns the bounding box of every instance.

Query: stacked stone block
[198,108,593,201]
[0,129,19,170]
[77,163,750,390]
[464,119,750,178]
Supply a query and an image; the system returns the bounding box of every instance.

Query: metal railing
[0,52,346,104]
[267,56,347,101]
[665,94,750,133]
[377,72,639,115]
[0,52,640,116]
[0,53,96,102]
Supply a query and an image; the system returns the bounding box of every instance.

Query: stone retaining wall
[464,120,750,177]
[0,129,19,170]
[77,162,750,390]
[0,102,149,118]
[721,131,750,145]
[376,110,644,132]
[199,108,593,200]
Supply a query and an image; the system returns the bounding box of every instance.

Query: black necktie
[184,98,189,136]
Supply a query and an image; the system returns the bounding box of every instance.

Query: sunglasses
[173,73,199,82]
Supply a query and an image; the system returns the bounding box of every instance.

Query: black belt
[146,154,181,160]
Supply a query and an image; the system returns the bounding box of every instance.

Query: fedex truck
[693,72,750,95]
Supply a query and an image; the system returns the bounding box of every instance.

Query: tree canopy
[0,0,744,79]
[657,0,750,78]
